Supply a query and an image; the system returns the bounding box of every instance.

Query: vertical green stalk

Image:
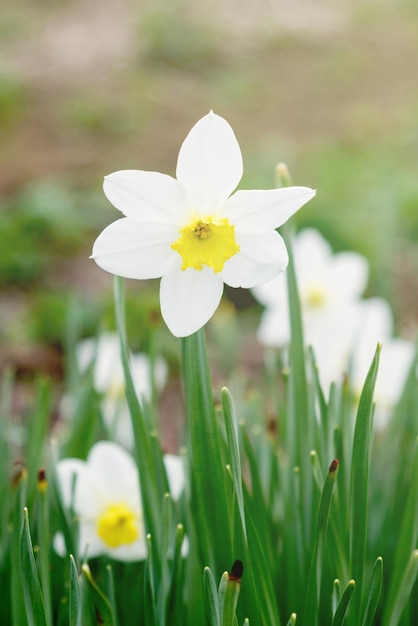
[349,343,381,623]
[36,470,52,626]
[180,328,232,572]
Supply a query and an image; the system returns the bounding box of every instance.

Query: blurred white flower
[76,332,167,448]
[55,441,185,561]
[252,229,415,425]
[349,298,415,429]
[91,111,315,337]
[252,228,368,348]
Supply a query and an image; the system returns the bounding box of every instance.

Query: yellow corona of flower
[91,111,315,337]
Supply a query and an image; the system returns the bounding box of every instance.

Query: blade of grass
[20,508,47,626]
[331,580,356,626]
[361,557,383,626]
[349,343,381,622]
[301,459,339,625]
[81,563,115,626]
[69,555,80,626]
[383,550,418,626]
[203,566,221,626]
[180,328,232,572]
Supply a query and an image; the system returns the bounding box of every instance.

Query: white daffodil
[76,332,167,448]
[55,441,185,561]
[349,298,415,429]
[252,228,369,348]
[91,111,315,337]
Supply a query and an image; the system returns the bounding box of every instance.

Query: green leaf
[301,459,339,624]
[203,566,221,626]
[81,563,115,626]
[361,557,383,626]
[20,508,47,626]
[69,555,80,626]
[349,343,381,621]
[180,328,232,572]
[331,580,356,626]
[383,550,418,626]
[383,439,418,625]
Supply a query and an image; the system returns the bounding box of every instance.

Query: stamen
[171,216,239,272]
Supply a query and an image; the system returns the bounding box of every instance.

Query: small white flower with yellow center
[55,441,184,561]
[91,111,315,337]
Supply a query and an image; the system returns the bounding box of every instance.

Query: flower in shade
[55,441,185,561]
[75,332,167,448]
[91,111,315,337]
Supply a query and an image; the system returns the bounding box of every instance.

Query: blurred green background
[1,0,417,379]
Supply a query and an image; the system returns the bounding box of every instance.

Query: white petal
[103,170,188,223]
[176,112,243,214]
[251,272,287,308]
[160,261,224,337]
[91,218,178,279]
[56,459,102,517]
[106,534,148,561]
[87,441,141,507]
[328,252,369,301]
[257,308,291,348]
[222,230,289,288]
[223,187,316,231]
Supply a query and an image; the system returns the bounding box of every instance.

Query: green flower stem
[36,471,53,626]
[20,507,48,626]
[180,328,232,572]
[301,459,339,625]
[349,343,381,623]
[10,466,28,626]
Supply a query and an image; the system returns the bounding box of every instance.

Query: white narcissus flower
[76,332,167,448]
[91,111,315,337]
[55,441,185,561]
[349,298,415,429]
[252,228,369,348]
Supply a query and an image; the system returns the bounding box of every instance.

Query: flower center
[171,217,240,273]
[305,285,327,309]
[97,503,139,548]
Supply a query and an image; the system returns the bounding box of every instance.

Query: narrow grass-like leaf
[222,388,245,541]
[301,459,339,624]
[10,467,28,626]
[285,614,297,626]
[218,571,229,618]
[361,556,383,626]
[331,579,341,617]
[69,555,80,626]
[36,471,52,626]
[181,328,232,572]
[105,564,119,626]
[20,507,47,626]
[221,561,243,626]
[81,563,115,626]
[383,439,418,625]
[331,580,355,626]
[383,550,418,626]
[349,343,381,621]
[203,566,221,626]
